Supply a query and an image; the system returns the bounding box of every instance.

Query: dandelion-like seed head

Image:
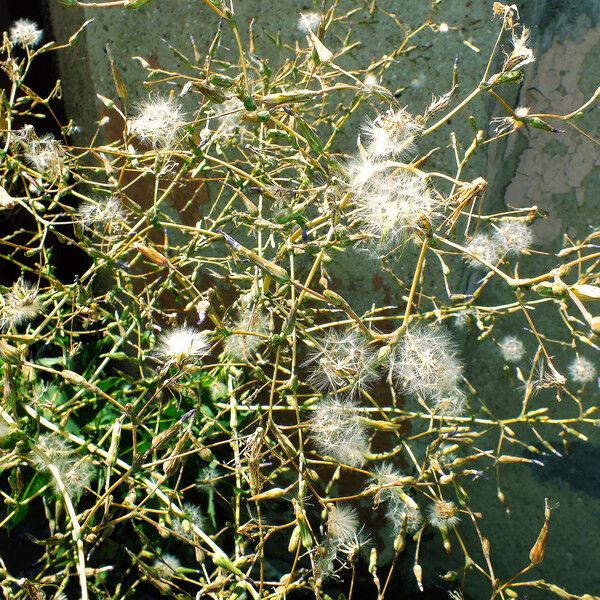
[173,502,206,541]
[453,308,475,329]
[153,554,181,579]
[428,500,460,530]
[0,279,43,330]
[215,96,244,137]
[308,396,370,467]
[298,12,321,33]
[344,154,385,190]
[353,170,437,244]
[129,96,185,149]
[156,326,210,363]
[305,329,378,396]
[568,355,597,385]
[196,463,220,493]
[465,233,501,268]
[31,434,94,500]
[24,134,64,179]
[434,390,466,417]
[498,335,526,363]
[504,27,535,70]
[391,324,462,402]
[60,456,95,499]
[361,108,421,160]
[9,19,43,48]
[386,496,423,535]
[79,196,127,233]
[370,462,411,505]
[327,504,360,543]
[223,307,270,360]
[31,433,72,469]
[493,221,533,255]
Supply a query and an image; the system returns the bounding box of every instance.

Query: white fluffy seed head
[361,108,421,160]
[304,329,378,396]
[24,134,64,179]
[428,500,460,530]
[391,324,462,402]
[153,554,181,580]
[156,327,210,363]
[79,196,127,233]
[308,396,370,467]
[370,462,409,505]
[465,233,501,268]
[568,356,597,385]
[353,170,436,244]
[0,279,43,330]
[344,154,386,190]
[173,502,206,542]
[31,434,94,500]
[386,496,423,535]
[223,307,269,360]
[497,335,526,363]
[493,221,533,255]
[327,504,360,543]
[298,12,321,33]
[129,96,185,149]
[31,433,72,468]
[434,391,466,417]
[9,19,43,47]
[505,26,535,70]
[60,456,95,499]
[215,96,244,137]
[453,308,475,329]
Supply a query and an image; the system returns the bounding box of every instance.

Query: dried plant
[0,1,598,599]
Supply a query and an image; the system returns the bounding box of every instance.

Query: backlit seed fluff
[497,335,526,363]
[493,221,533,255]
[173,502,206,541]
[0,279,43,330]
[156,327,210,363]
[428,500,460,531]
[386,496,423,535]
[353,170,437,243]
[223,307,269,360]
[308,396,370,467]
[370,462,411,506]
[153,554,181,580]
[24,134,64,179]
[304,329,378,396]
[31,433,95,500]
[568,356,597,385]
[391,324,462,402]
[298,12,320,33]
[434,391,466,417]
[361,108,421,159]
[9,19,43,48]
[79,196,127,233]
[129,96,185,149]
[465,233,501,268]
[327,504,360,543]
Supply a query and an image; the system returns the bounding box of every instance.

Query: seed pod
[132,242,169,266]
[413,563,423,592]
[249,487,288,502]
[212,552,244,577]
[571,284,600,302]
[529,498,551,565]
[288,525,300,553]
